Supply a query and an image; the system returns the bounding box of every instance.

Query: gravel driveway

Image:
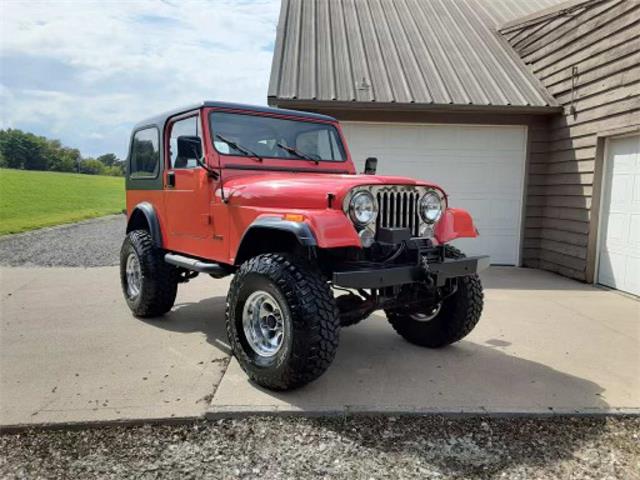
[0,215,125,267]
[2,416,638,479]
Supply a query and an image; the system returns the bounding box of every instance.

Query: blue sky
[0,0,281,159]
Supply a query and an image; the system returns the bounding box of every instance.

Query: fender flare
[434,208,479,244]
[246,216,317,246]
[234,216,318,264]
[127,202,163,248]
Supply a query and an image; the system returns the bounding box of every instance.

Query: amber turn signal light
[283,213,304,222]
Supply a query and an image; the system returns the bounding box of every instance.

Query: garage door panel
[598,252,640,293]
[372,155,522,195]
[342,122,527,265]
[609,175,631,205]
[347,126,526,153]
[598,134,640,296]
[447,196,521,230]
[455,126,525,151]
[453,233,518,266]
[453,127,495,150]
[631,214,640,246]
[626,256,640,293]
[604,212,628,245]
[490,200,523,228]
[633,174,640,204]
[598,251,624,288]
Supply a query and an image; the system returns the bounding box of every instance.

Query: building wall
[502,0,640,280]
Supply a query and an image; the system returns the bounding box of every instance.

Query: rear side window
[130,128,160,177]
[169,116,201,169]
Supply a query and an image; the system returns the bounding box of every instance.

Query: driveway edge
[206,405,640,418]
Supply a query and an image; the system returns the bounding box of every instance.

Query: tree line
[0,129,125,176]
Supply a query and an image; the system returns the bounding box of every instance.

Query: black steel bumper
[332,255,490,289]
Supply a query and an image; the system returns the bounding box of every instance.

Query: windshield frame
[207,109,348,164]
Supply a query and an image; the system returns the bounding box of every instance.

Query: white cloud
[0,0,281,157]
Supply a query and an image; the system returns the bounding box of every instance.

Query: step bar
[164,253,229,278]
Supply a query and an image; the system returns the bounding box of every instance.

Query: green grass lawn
[0,168,125,235]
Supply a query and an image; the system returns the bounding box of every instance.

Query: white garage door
[597,135,640,296]
[341,122,527,265]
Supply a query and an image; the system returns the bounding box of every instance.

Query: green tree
[97,153,118,167]
[104,164,124,176]
[79,158,106,175]
[0,128,124,176]
[0,129,50,170]
[96,153,125,176]
[46,138,80,173]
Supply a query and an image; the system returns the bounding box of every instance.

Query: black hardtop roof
[133,101,337,130]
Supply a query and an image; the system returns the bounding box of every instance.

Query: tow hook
[419,256,436,287]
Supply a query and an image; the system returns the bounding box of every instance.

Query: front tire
[386,246,484,348]
[226,254,340,390]
[120,230,178,317]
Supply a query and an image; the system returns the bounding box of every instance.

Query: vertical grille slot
[376,188,421,237]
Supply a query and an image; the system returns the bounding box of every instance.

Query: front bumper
[332,254,490,289]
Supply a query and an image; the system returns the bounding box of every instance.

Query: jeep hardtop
[121,101,489,390]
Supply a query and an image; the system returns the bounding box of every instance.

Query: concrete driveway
[211,268,639,416]
[1,266,638,427]
[0,267,230,427]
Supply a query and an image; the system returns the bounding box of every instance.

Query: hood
[223,172,442,209]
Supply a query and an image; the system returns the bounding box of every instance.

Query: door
[341,122,527,265]
[164,114,214,257]
[597,134,640,296]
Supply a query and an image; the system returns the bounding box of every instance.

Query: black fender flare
[234,216,317,264]
[127,202,163,248]
[247,216,317,246]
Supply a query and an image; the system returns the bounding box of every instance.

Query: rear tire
[385,246,483,348]
[120,230,178,317]
[226,254,340,390]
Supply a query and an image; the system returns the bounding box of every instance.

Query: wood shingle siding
[502,0,640,281]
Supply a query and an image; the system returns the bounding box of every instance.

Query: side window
[130,128,160,177]
[169,116,201,169]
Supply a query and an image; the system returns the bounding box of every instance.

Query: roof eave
[269,98,563,116]
[499,0,602,33]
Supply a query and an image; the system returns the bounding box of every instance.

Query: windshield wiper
[215,134,262,162]
[276,142,319,164]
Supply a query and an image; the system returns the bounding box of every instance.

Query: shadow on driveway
[144,297,609,415]
[141,296,232,356]
[244,314,609,414]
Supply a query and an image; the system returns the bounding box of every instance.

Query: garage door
[597,135,640,296]
[341,122,527,265]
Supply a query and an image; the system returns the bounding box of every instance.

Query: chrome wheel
[242,290,286,357]
[410,303,442,322]
[125,252,142,299]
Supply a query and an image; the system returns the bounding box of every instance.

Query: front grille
[375,188,421,237]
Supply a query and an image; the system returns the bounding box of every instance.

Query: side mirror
[363,157,377,175]
[177,135,202,159]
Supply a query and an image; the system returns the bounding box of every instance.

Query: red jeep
[121,101,489,390]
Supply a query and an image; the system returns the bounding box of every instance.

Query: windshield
[209,111,346,162]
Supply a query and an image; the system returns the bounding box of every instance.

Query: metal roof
[268,0,563,110]
[134,101,337,130]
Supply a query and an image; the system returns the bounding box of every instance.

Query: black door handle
[167,171,175,188]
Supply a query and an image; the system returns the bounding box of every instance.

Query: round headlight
[349,191,377,226]
[420,191,443,223]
